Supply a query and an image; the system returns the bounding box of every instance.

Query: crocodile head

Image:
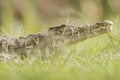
[48,20,113,44]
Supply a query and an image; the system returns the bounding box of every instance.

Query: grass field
[0,17,120,80]
[1,0,120,80]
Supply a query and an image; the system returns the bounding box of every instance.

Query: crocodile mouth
[100,24,112,32]
[100,23,112,33]
[92,20,113,34]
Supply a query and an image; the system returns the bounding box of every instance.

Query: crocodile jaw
[66,20,113,44]
[47,20,113,45]
[92,20,113,34]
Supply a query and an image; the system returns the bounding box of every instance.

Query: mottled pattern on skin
[0,20,113,57]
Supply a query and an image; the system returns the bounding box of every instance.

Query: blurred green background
[0,0,119,36]
[1,1,120,80]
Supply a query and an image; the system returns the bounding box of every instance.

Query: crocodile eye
[102,24,106,26]
[102,24,105,26]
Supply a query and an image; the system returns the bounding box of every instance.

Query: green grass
[1,1,120,80]
[0,17,120,80]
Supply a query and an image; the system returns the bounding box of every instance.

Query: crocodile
[0,20,113,58]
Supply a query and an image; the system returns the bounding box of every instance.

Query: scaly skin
[0,20,113,56]
[48,20,113,44]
